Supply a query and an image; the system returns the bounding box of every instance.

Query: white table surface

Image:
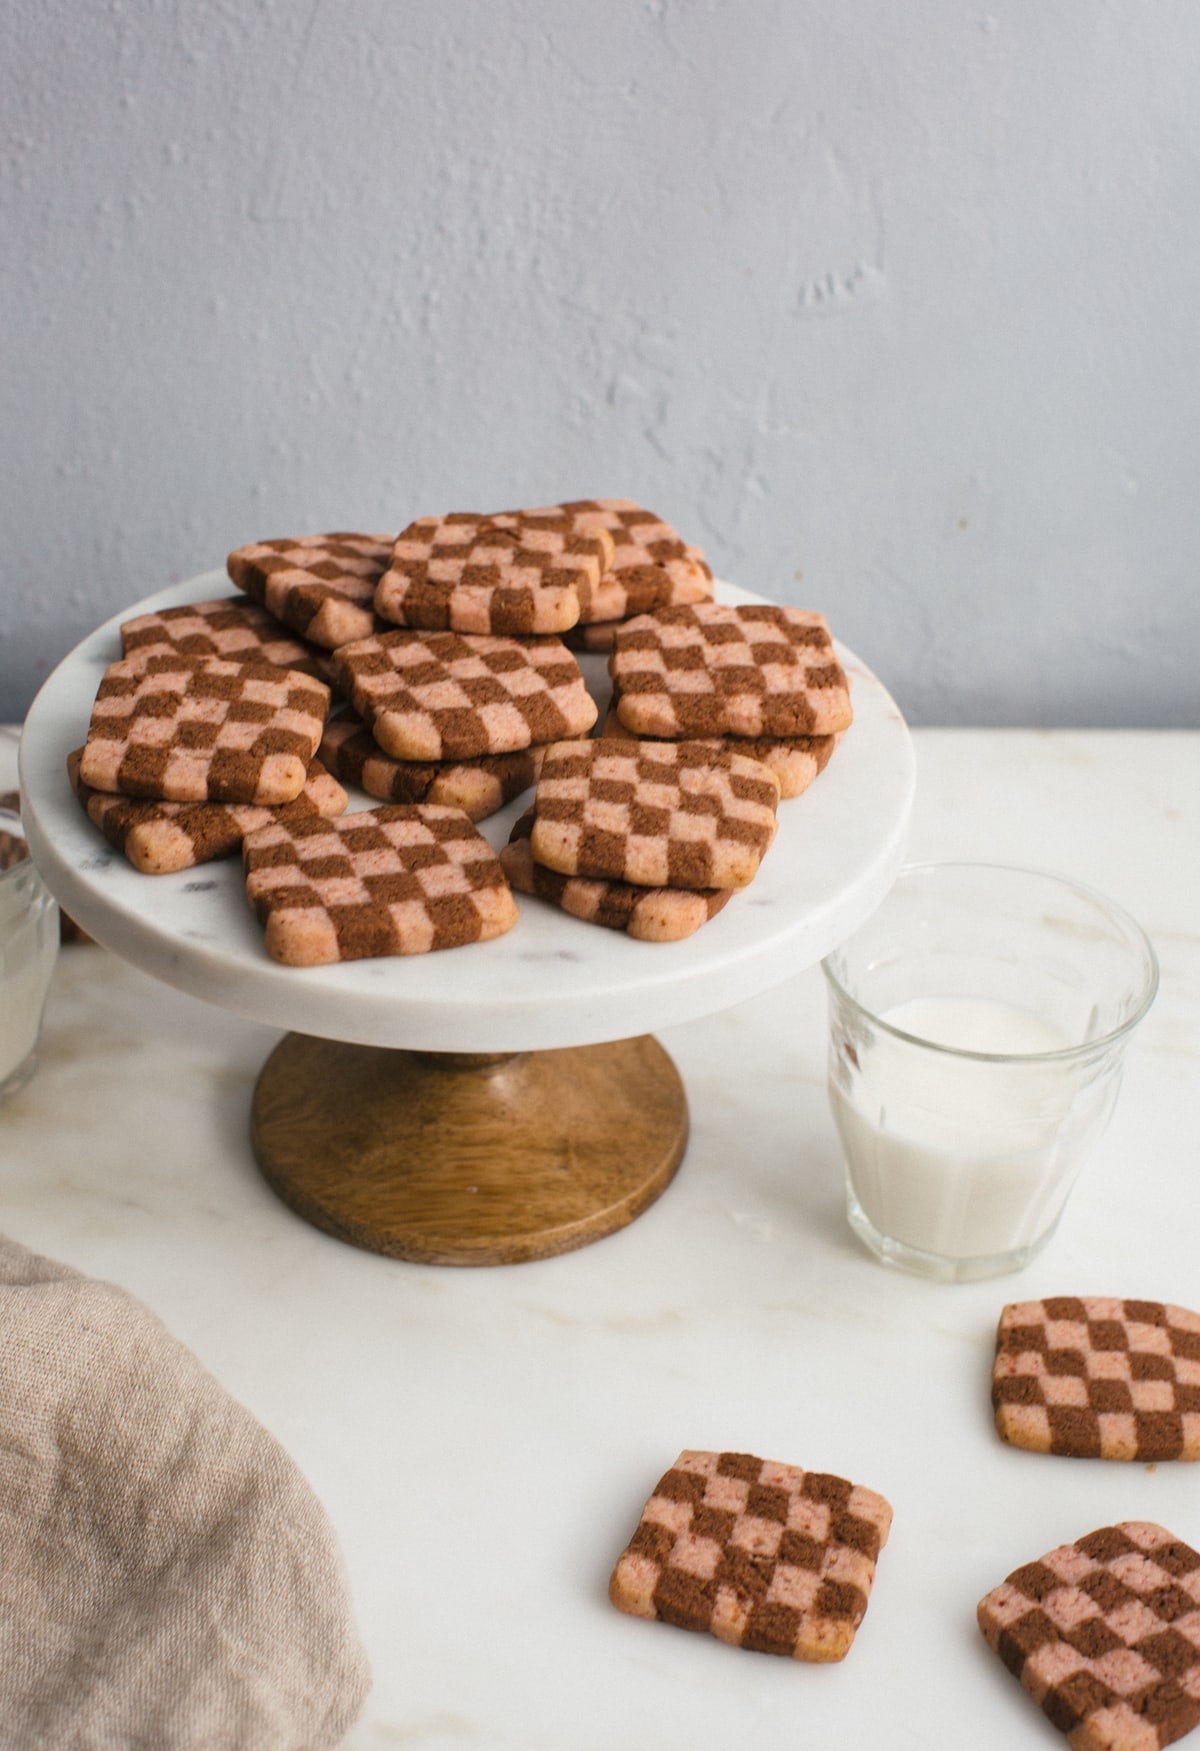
[1,724,1198,1751]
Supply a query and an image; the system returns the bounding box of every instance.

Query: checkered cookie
[78,653,331,806]
[530,738,779,891]
[609,602,853,740]
[601,701,836,800]
[242,805,518,964]
[319,711,544,822]
[992,1298,1200,1462]
[609,1450,892,1662]
[520,498,714,623]
[978,1521,1200,1749]
[331,631,597,763]
[502,808,732,941]
[120,596,332,682]
[227,533,393,649]
[68,749,346,874]
[375,513,613,635]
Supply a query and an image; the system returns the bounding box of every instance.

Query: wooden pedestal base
[250,1032,689,1265]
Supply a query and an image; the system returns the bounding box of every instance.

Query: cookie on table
[331,630,597,764]
[67,749,346,875]
[319,711,545,823]
[526,498,714,624]
[529,737,779,892]
[227,533,393,650]
[78,653,330,806]
[992,1297,1200,1462]
[375,513,613,636]
[601,700,837,800]
[609,602,853,741]
[120,596,332,682]
[977,1521,1200,1749]
[501,808,732,942]
[242,804,518,965]
[609,1449,892,1662]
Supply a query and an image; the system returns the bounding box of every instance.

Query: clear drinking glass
[0,808,60,1105]
[821,863,1159,1283]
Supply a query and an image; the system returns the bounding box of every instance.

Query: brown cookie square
[530,498,714,623]
[501,808,732,941]
[375,512,613,634]
[330,630,597,762]
[992,1298,1200,1462]
[610,1450,892,1661]
[77,653,331,806]
[120,596,332,682]
[319,710,544,822]
[242,804,518,964]
[68,749,346,874]
[227,532,393,649]
[978,1521,1200,1748]
[529,737,779,891]
[609,602,853,740]
[601,699,836,800]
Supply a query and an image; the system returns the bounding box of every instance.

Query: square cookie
[992,1298,1200,1462]
[501,808,733,941]
[319,711,544,822]
[331,630,597,763]
[978,1521,1200,1749]
[78,653,331,806]
[227,532,393,649]
[529,737,779,891]
[376,512,613,635]
[609,602,853,740]
[521,497,714,623]
[242,805,518,964]
[68,750,346,874]
[120,596,332,681]
[609,1449,892,1661]
[601,699,836,800]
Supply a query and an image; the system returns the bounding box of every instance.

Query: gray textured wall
[3,0,1199,727]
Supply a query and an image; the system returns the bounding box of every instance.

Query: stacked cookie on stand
[501,600,855,942]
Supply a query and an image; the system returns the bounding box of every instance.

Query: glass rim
[821,859,1160,1066]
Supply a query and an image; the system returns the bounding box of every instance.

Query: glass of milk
[822,863,1158,1282]
[0,808,60,1105]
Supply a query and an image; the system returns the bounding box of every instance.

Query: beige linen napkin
[0,1234,371,1750]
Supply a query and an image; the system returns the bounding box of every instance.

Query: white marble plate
[19,574,915,1051]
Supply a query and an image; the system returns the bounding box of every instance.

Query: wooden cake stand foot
[250,1032,688,1265]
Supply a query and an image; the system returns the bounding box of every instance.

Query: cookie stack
[371,498,714,648]
[606,601,854,800]
[499,736,781,942]
[70,646,348,875]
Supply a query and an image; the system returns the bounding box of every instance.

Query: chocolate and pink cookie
[242,804,518,965]
[609,602,852,741]
[978,1521,1200,1749]
[992,1297,1200,1462]
[227,532,393,649]
[319,710,544,822]
[78,653,330,806]
[501,808,732,942]
[376,512,613,635]
[331,630,596,763]
[609,1449,892,1661]
[529,737,779,891]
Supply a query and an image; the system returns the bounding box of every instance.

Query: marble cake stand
[19,574,915,1265]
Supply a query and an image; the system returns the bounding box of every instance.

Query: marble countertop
[2,724,1198,1750]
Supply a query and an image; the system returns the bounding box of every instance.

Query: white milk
[829,996,1100,1261]
[0,869,59,1094]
